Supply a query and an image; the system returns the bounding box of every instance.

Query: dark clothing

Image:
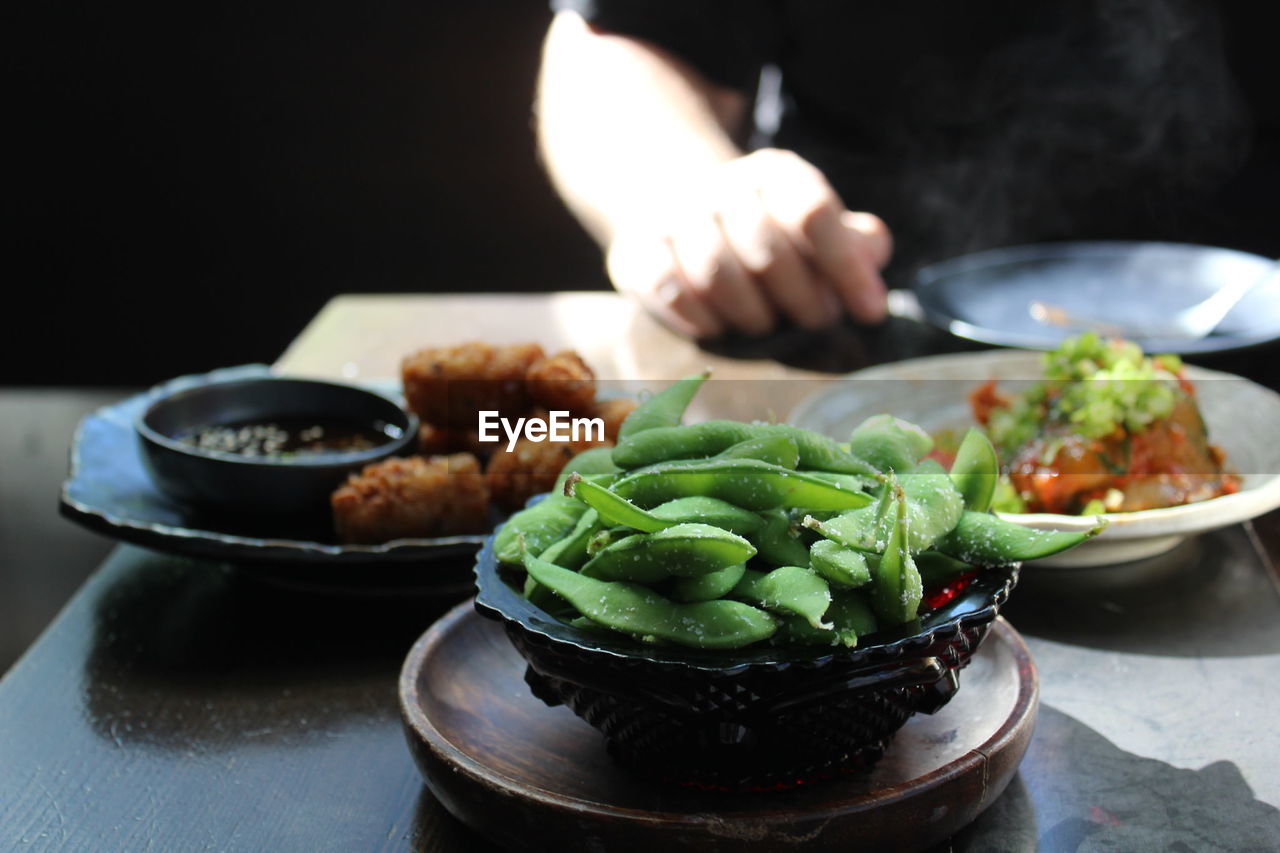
[553,0,1278,280]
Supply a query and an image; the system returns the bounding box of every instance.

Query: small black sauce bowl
[135,375,418,517]
[474,516,1020,792]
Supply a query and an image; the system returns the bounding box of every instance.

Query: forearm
[535,10,749,246]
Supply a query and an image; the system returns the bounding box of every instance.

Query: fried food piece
[526,350,597,413]
[402,342,545,428]
[332,454,489,543]
[418,423,484,456]
[591,396,639,444]
[486,436,609,511]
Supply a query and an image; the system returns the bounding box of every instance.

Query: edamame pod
[616,371,710,441]
[613,421,757,468]
[753,509,811,567]
[537,508,601,570]
[554,446,620,492]
[523,508,602,611]
[848,414,931,475]
[809,539,872,588]
[525,552,777,649]
[869,491,923,625]
[948,428,999,512]
[936,511,1108,564]
[713,434,801,468]
[568,474,668,532]
[804,462,963,554]
[914,550,974,585]
[581,522,757,583]
[669,562,748,603]
[775,591,877,647]
[568,475,764,537]
[494,494,587,565]
[649,496,764,537]
[732,566,832,629]
[612,458,873,512]
[614,421,875,475]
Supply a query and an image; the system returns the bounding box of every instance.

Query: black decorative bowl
[136,375,418,517]
[473,523,1021,792]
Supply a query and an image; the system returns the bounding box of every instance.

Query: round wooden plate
[399,602,1038,853]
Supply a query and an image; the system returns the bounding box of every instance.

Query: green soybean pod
[777,591,878,647]
[669,562,748,603]
[731,566,833,630]
[522,508,602,612]
[807,463,963,555]
[615,421,875,475]
[809,539,872,588]
[936,511,1108,564]
[649,496,764,537]
[803,471,876,493]
[568,474,668,532]
[613,421,758,469]
[753,509,811,567]
[848,414,932,475]
[713,434,801,468]
[581,522,757,583]
[869,493,923,625]
[914,550,974,586]
[949,428,999,513]
[895,460,966,552]
[611,458,873,512]
[756,424,879,476]
[585,526,632,556]
[804,506,876,553]
[568,474,764,538]
[493,494,587,565]
[525,552,777,649]
[554,446,621,492]
[616,371,710,442]
[537,508,601,570]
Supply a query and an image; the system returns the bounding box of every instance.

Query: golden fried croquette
[418,422,485,456]
[526,350,597,414]
[401,342,545,428]
[591,396,639,444]
[332,453,489,543]
[485,436,608,511]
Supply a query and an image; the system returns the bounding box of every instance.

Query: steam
[915,0,1249,265]
[773,1,1252,274]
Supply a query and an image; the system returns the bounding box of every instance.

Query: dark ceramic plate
[59,366,484,592]
[914,241,1280,354]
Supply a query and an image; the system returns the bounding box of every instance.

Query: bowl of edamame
[475,374,1102,790]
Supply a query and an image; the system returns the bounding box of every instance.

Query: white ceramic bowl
[788,350,1280,567]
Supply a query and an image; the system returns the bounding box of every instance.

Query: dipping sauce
[178,418,403,458]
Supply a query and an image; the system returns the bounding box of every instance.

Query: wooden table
[3,294,1279,851]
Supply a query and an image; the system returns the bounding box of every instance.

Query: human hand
[605,148,893,339]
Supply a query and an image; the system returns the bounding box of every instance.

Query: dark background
[2,0,602,669]
[8,1,1280,388]
[6,0,603,387]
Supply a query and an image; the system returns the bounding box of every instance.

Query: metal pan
[895,241,1280,354]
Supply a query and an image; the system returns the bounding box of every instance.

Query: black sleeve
[550,0,775,95]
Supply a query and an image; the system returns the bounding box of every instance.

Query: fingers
[606,231,723,339]
[713,183,840,330]
[841,210,893,270]
[668,210,775,335]
[748,151,891,324]
[604,148,896,338]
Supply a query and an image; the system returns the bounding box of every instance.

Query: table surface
[4,293,1280,851]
